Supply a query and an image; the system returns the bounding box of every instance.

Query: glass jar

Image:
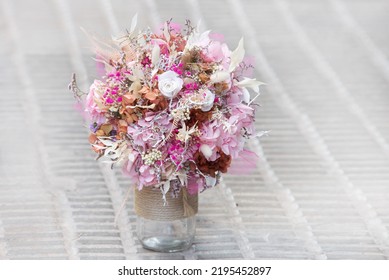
[136,215,196,252]
[134,184,198,252]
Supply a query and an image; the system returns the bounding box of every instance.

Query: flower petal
[200,144,213,160]
[235,77,265,93]
[229,38,245,72]
[241,87,250,103]
[151,44,160,66]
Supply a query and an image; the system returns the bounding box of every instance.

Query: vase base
[140,236,193,253]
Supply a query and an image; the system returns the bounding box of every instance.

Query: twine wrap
[134,186,198,221]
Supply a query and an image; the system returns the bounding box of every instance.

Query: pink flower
[221,43,232,69]
[187,173,204,195]
[230,103,255,133]
[128,112,172,149]
[85,80,106,122]
[207,41,225,62]
[122,151,140,178]
[199,121,222,161]
[220,133,243,159]
[138,164,158,188]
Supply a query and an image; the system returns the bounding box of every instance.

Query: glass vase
[134,184,198,252]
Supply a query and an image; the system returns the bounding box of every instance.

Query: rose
[158,70,183,99]
[201,89,215,112]
[188,89,216,112]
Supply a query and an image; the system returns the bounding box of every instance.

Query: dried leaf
[255,130,270,138]
[151,38,168,47]
[229,38,245,72]
[177,170,188,187]
[126,104,156,109]
[151,44,160,66]
[196,19,202,33]
[162,181,170,195]
[80,27,123,72]
[92,144,106,150]
[145,90,158,101]
[96,130,105,136]
[138,86,149,95]
[125,115,134,124]
[104,147,115,157]
[164,22,170,42]
[241,87,250,103]
[118,120,128,133]
[122,93,137,104]
[100,124,113,135]
[138,86,158,101]
[89,134,98,144]
[129,80,142,97]
[97,137,115,146]
[130,13,138,34]
[151,67,159,78]
[235,77,265,93]
[161,180,171,205]
[133,66,144,80]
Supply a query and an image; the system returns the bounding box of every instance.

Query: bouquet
[70,18,263,199]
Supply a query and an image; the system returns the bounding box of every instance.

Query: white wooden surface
[0,0,388,259]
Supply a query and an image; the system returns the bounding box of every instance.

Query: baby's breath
[142,149,163,166]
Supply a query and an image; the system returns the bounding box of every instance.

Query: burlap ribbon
[134,187,198,221]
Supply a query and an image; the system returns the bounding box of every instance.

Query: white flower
[158,71,183,99]
[201,89,215,112]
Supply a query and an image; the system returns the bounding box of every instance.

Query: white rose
[201,89,215,112]
[158,71,183,99]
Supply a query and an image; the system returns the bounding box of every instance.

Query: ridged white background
[0,0,388,259]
